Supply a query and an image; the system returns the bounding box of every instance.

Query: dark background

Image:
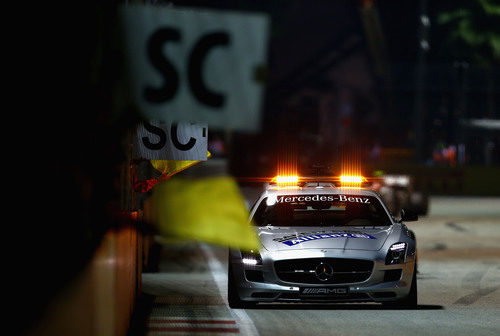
[155,0,500,177]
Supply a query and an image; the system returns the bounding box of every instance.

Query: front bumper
[229,249,415,303]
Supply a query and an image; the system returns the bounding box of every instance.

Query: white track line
[200,243,260,336]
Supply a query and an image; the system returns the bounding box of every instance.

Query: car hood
[257,226,392,251]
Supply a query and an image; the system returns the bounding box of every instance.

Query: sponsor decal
[274,195,370,204]
[273,230,376,246]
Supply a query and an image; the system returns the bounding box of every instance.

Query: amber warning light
[274,175,299,185]
[340,175,364,184]
[255,174,372,189]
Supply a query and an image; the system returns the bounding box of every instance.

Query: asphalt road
[141,195,500,336]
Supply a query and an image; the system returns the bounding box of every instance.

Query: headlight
[241,250,262,266]
[386,242,407,265]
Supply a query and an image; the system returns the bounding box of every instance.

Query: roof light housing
[339,175,367,188]
[340,175,364,184]
[274,175,299,185]
[268,175,301,189]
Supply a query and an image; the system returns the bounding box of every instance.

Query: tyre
[227,264,255,309]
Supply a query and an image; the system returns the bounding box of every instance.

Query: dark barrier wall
[25,227,145,336]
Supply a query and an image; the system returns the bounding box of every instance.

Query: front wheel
[227,264,255,309]
[383,265,418,308]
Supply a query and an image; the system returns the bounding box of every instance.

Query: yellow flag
[144,176,259,251]
[151,151,212,177]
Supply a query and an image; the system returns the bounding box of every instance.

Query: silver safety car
[228,177,418,308]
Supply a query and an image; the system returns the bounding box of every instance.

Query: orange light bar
[274,175,299,185]
[340,175,364,184]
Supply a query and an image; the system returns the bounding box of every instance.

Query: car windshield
[253,194,391,227]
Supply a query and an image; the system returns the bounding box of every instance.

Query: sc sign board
[120,5,269,132]
[135,121,208,161]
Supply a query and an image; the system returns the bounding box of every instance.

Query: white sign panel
[120,5,269,132]
[135,121,208,161]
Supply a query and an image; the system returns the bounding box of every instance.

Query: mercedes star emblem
[314,262,334,281]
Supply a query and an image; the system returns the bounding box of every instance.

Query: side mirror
[401,208,418,222]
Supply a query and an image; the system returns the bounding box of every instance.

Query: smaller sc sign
[135,121,208,161]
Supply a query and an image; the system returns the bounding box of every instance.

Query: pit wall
[25,226,150,336]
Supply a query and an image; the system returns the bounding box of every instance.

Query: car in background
[371,173,429,216]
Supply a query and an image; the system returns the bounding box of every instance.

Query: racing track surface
[142,195,500,336]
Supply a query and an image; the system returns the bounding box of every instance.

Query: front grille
[274,258,373,284]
